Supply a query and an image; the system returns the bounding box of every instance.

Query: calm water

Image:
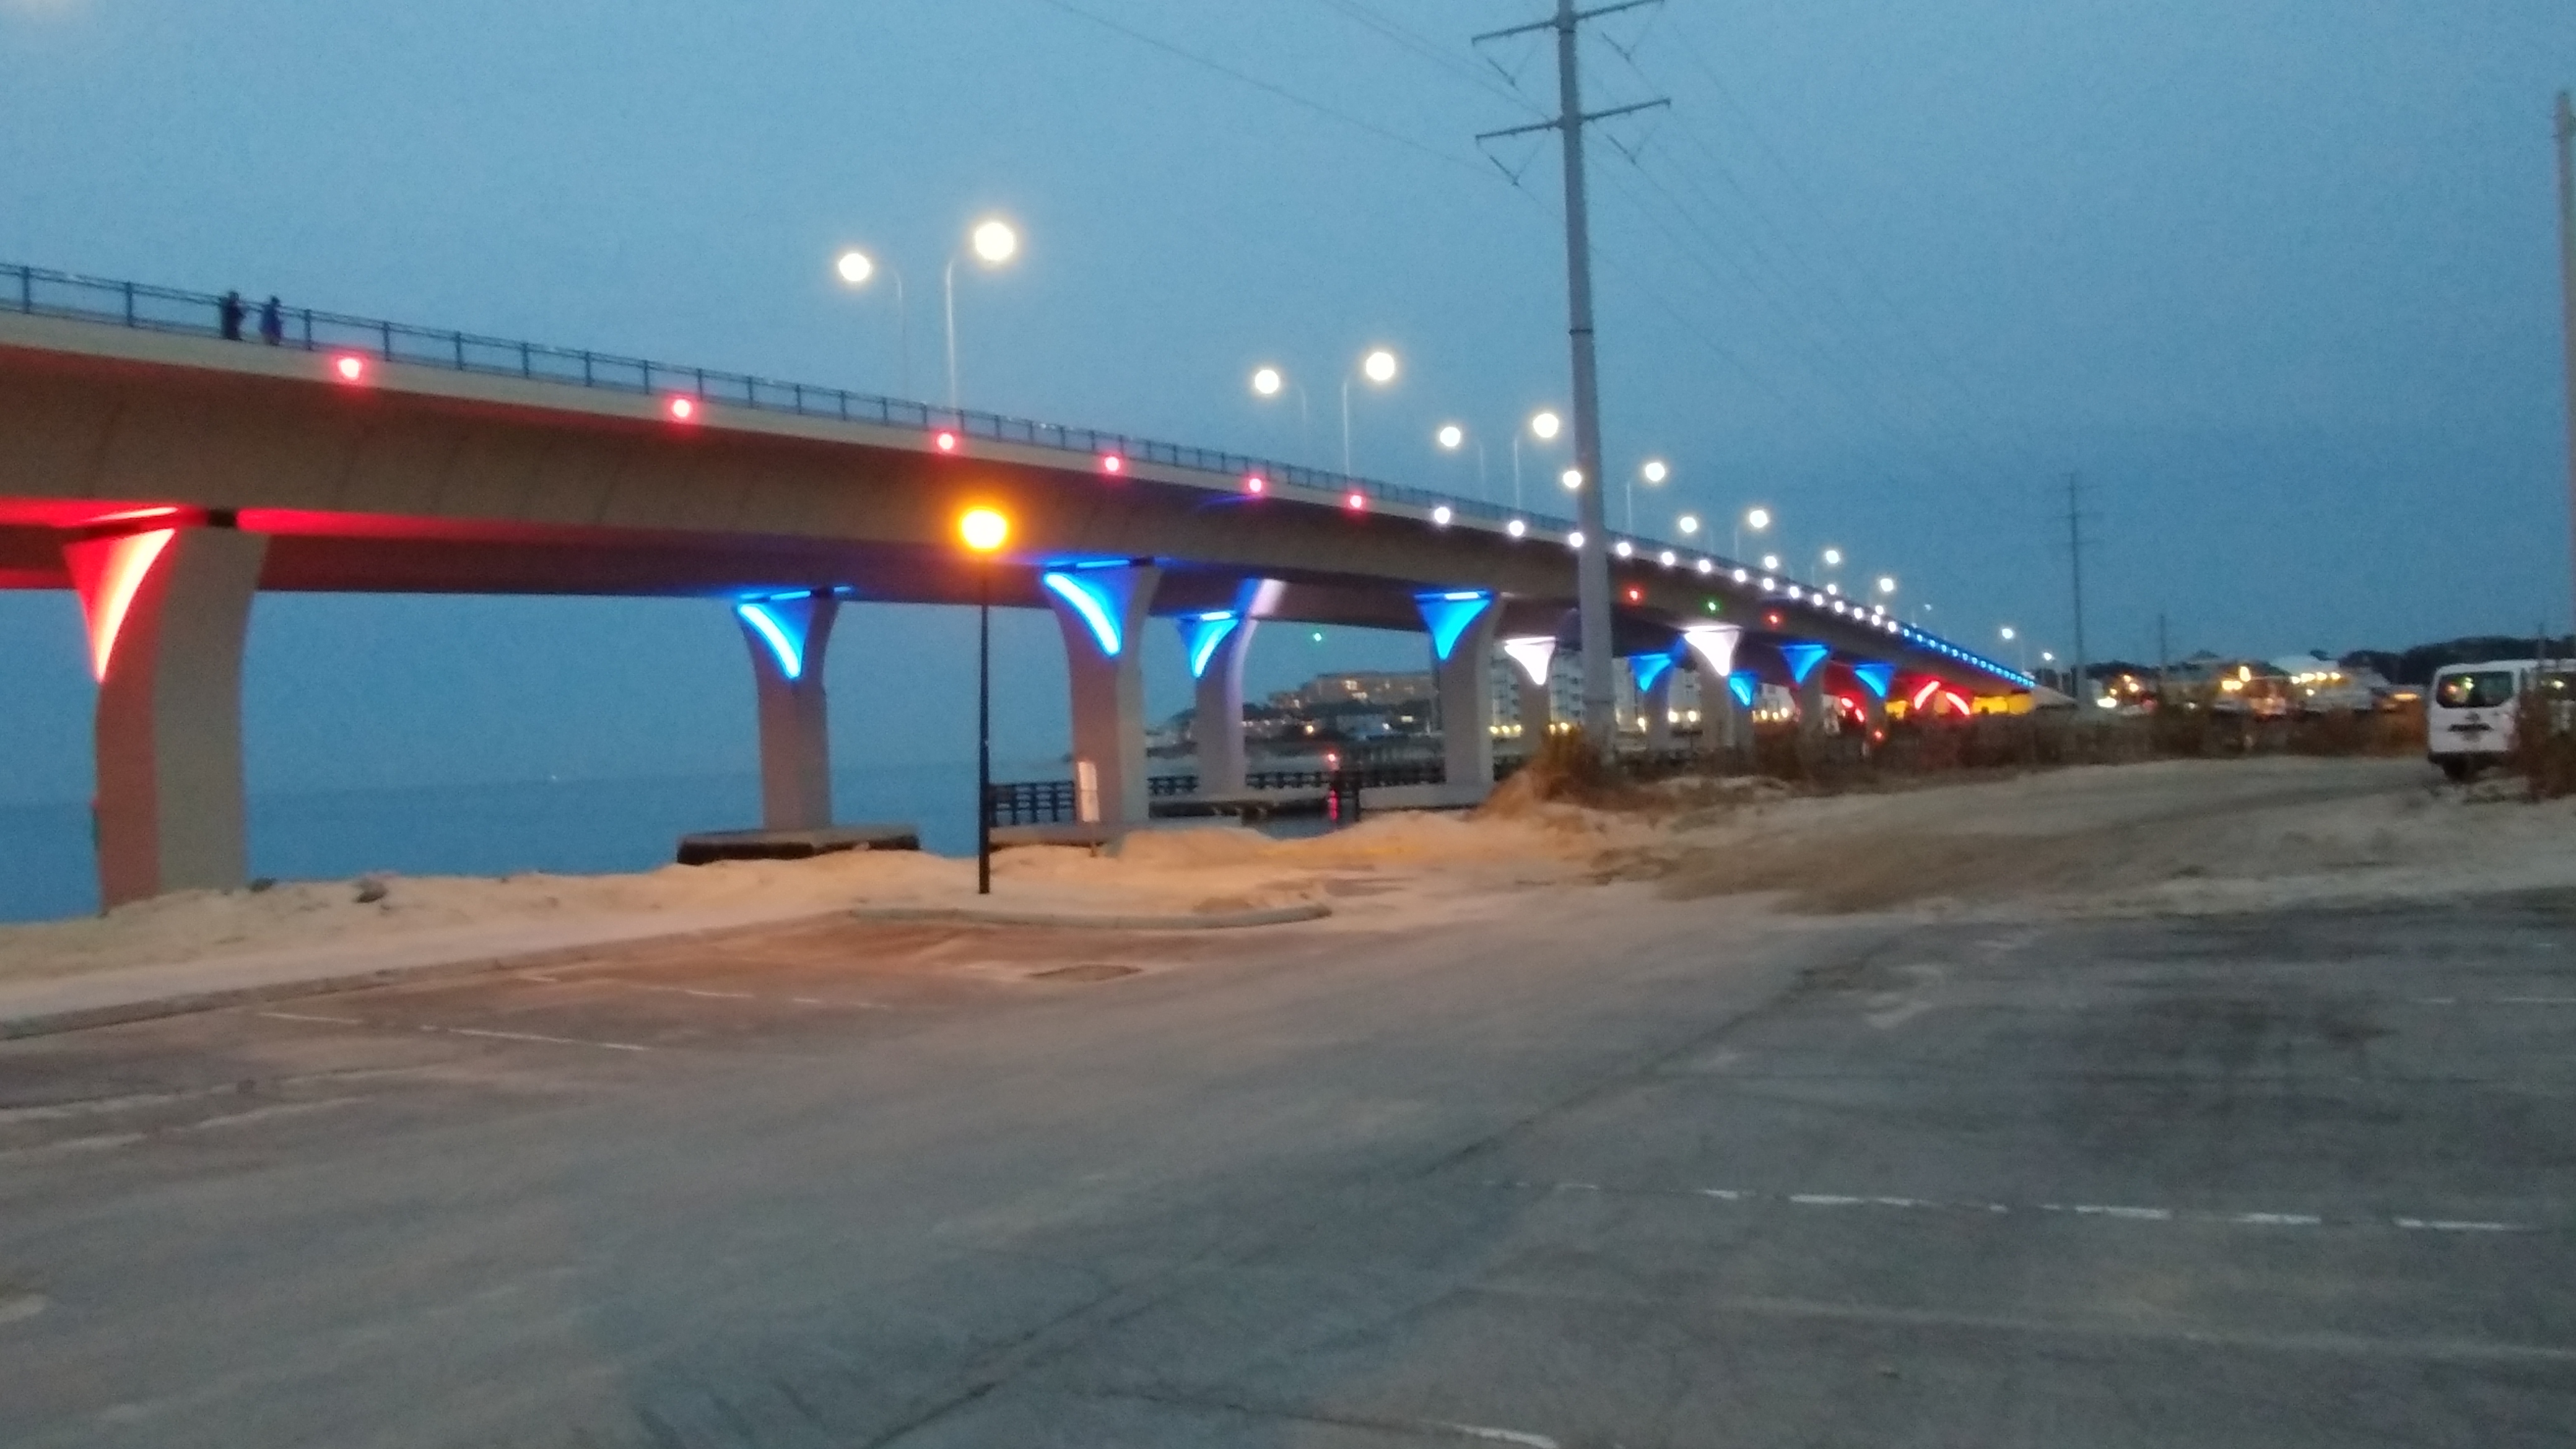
[0,762,1028,924]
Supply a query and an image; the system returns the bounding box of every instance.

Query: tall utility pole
[2556,91,2576,637]
[1476,1,1667,750]
[2065,472,2089,704]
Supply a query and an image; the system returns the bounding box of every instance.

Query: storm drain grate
[1026,963,1143,984]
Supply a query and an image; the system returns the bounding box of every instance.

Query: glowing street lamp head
[1251,365,1283,398]
[1436,423,1465,450]
[1677,513,1700,535]
[1822,547,1843,567]
[1641,459,1669,485]
[1760,554,1780,572]
[1361,348,1398,385]
[1746,507,1772,532]
[968,219,1019,266]
[2000,625,2017,641]
[959,507,1010,554]
[1877,575,1899,594]
[835,250,876,286]
[1529,409,1562,441]
[1560,468,1584,490]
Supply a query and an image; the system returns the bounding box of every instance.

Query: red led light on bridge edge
[1100,454,1125,475]
[331,355,367,383]
[934,430,959,453]
[666,396,698,422]
[1344,492,1366,511]
[1244,474,1266,494]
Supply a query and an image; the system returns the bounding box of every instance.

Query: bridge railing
[1,260,2034,689]
[1,261,1560,538]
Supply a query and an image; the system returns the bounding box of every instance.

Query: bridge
[0,264,2030,907]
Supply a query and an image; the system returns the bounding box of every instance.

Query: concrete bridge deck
[0,263,2031,907]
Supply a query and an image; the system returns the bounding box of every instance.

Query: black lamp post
[959,508,1009,895]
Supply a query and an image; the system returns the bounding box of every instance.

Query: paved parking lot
[2,887,2571,1447]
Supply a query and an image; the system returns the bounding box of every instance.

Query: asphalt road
[2,885,2572,1447]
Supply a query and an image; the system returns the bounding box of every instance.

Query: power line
[1026,0,1489,178]
[1303,0,1539,113]
[1638,24,2068,478]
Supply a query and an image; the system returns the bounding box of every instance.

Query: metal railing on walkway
[1,261,1574,540]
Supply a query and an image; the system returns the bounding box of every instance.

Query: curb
[0,908,855,1043]
[850,902,1333,931]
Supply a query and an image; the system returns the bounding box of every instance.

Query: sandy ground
[2,754,2567,988]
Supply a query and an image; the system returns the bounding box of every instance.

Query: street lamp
[1738,505,1771,560]
[1250,363,1311,458]
[2001,625,2027,672]
[1677,512,1700,537]
[1436,422,1487,497]
[959,506,1011,895]
[1632,457,1668,534]
[1512,408,1563,515]
[1341,348,1398,479]
[833,247,909,398]
[943,217,1019,412]
[1876,575,1899,598]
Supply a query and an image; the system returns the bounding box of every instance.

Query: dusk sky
[2,0,2570,803]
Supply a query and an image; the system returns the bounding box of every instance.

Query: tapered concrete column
[1681,626,1743,756]
[1181,612,1257,796]
[1045,564,1161,831]
[1782,642,1832,741]
[1853,662,1894,742]
[1421,592,1500,801]
[735,593,837,830]
[1502,635,1557,747]
[65,525,268,908]
[1635,654,1677,750]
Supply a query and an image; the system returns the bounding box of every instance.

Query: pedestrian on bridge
[257,296,282,345]
[218,290,245,341]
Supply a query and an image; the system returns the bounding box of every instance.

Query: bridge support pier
[1681,627,1743,761]
[1796,669,1829,741]
[66,524,268,908]
[1635,654,1677,752]
[1045,564,1161,833]
[735,593,838,830]
[1423,593,1500,803]
[1186,612,1257,797]
[1502,636,1557,751]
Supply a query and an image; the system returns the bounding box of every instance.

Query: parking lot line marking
[2394,1217,2526,1233]
[256,1011,364,1026]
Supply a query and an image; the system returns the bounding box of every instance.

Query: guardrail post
[453,332,464,368]
[378,320,391,360]
[123,281,134,325]
[520,341,531,378]
[18,266,30,313]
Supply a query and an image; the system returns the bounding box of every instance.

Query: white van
[2427,659,2536,780]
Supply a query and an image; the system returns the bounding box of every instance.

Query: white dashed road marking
[255,1011,648,1053]
[1503,1180,2540,1234]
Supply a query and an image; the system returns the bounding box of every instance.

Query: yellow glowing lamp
[959,507,1010,554]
